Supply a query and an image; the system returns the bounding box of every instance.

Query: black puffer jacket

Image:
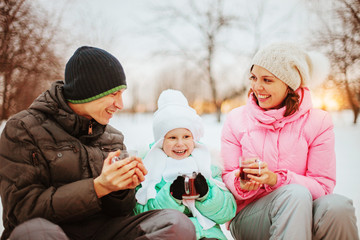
[0,81,135,239]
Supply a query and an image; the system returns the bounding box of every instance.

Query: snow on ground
[0,110,359,238]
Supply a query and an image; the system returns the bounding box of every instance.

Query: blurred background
[1,0,360,236]
[1,0,359,124]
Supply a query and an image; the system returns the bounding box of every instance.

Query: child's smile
[172,149,188,158]
[163,128,195,160]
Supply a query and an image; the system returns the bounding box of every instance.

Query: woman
[221,42,359,240]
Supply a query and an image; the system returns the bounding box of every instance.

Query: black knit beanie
[63,46,127,103]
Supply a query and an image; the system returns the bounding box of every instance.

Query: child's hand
[194,173,208,198]
[170,176,185,200]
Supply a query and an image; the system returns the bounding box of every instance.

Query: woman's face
[163,128,195,160]
[250,65,289,110]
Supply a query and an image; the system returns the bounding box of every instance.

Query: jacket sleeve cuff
[264,170,288,192]
[196,191,209,202]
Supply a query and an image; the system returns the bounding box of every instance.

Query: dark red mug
[239,157,261,182]
[182,172,200,200]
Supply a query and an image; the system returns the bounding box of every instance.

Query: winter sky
[34,0,319,107]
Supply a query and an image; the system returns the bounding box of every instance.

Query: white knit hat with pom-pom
[252,42,330,90]
[153,89,204,142]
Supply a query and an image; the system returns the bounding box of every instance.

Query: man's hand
[94,150,147,198]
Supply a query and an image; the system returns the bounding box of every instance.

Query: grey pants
[8,209,196,240]
[230,184,359,240]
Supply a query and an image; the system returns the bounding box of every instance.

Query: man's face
[71,89,125,125]
[162,128,195,160]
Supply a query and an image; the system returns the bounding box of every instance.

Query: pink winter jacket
[221,88,336,213]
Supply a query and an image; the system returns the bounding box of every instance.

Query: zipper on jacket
[31,151,39,166]
[70,145,79,153]
[44,145,79,154]
[101,146,119,152]
[88,121,93,135]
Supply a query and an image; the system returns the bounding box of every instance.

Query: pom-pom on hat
[252,42,330,91]
[63,46,127,103]
[153,89,204,142]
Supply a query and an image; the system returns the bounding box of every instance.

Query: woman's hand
[94,150,148,198]
[235,170,262,191]
[245,160,277,187]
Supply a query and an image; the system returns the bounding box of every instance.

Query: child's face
[163,128,195,160]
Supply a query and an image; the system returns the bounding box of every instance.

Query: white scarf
[162,157,198,182]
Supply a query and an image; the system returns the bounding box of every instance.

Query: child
[134,89,236,240]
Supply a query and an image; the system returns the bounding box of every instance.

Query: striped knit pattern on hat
[252,43,311,91]
[63,46,127,103]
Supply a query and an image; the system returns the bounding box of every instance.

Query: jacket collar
[29,81,106,138]
[246,88,312,130]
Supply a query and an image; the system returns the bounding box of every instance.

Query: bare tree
[309,0,360,123]
[149,0,241,122]
[0,0,64,121]
[152,60,208,113]
[148,0,303,122]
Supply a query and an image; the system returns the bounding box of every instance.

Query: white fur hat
[153,89,204,141]
[252,42,330,90]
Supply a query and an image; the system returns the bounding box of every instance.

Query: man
[0,46,196,240]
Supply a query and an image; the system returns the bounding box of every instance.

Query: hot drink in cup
[112,150,138,163]
[239,156,261,182]
[182,172,200,200]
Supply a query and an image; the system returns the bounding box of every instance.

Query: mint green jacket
[134,166,236,240]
